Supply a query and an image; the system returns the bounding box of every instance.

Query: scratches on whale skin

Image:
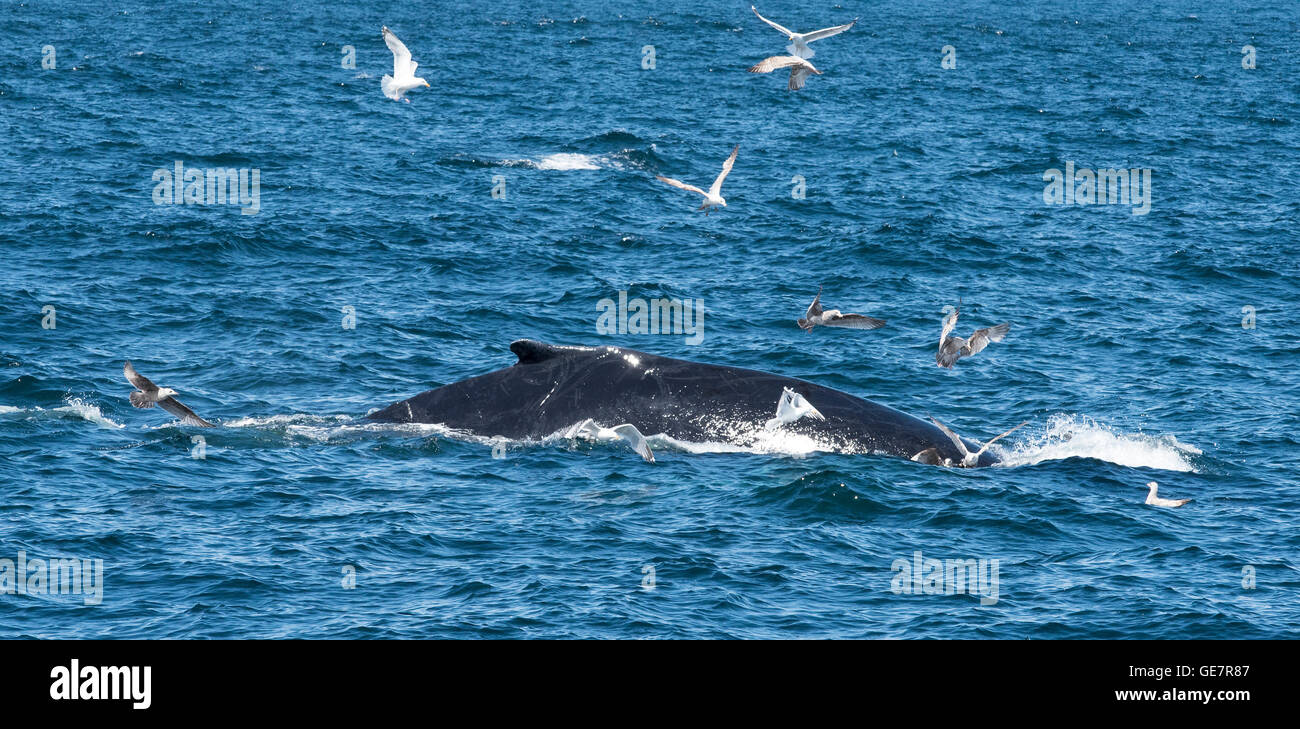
[538,383,560,408]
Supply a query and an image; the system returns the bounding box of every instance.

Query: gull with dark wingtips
[124,361,213,427]
[748,55,822,91]
[916,416,1027,468]
[936,302,1010,368]
[797,287,886,332]
[1145,481,1190,508]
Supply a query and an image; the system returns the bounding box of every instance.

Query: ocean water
[1,0,1297,639]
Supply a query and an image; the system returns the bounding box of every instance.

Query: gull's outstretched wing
[751,6,794,37]
[789,65,814,90]
[929,417,970,459]
[802,18,857,43]
[965,322,1010,356]
[709,145,739,196]
[123,360,157,393]
[823,313,886,330]
[611,424,654,463]
[940,307,960,342]
[973,421,1028,458]
[655,175,708,198]
[790,391,825,420]
[748,55,808,73]
[804,287,824,320]
[382,26,416,77]
[158,396,214,428]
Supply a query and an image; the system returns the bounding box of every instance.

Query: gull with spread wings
[750,5,857,60]
[911,417,1026,467]
[748,55,822,91]
[381,26,430,102]
[936,302,1010,368]
[797,287,886,332]
[655,145,739,215]
[124,361,213,427]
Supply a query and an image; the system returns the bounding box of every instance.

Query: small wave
[995,413,1199,472]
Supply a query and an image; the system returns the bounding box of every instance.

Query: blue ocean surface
[1,0,1297,639]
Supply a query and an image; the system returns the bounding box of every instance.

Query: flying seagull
[765,387,825,430]
[655,144,739,215]
[1145,481,1190,508]
[750,5,857,60]
[797,287,886,332]
[381,26,430,102]
[936,303,1010,368]
[123,361,213,427]
[748,55,822,91]
[923,416,1027,468]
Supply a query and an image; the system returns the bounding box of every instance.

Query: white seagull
[926,416,1027,468]
[797,287,886,332]
[655,144,739,215]
[765,387,825,430]
[748,55,822,91]
[381,26,430,102]
[566,419,655,463]
[936,303,1010,368]
[750,5,857,60]
[123,361,213,427]
[1145,481,1190,508]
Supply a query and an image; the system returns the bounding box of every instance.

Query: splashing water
[993,413,1200,472]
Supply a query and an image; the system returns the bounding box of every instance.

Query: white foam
[993,413,1199,472]
[55,398,123,429]
[533,153,601,171]
[543,418,850,459]
[0,405,22,415]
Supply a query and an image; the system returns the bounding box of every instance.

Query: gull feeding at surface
[381,26,430,102]
[748,55,822,91]
[915,416,1027,467]
[797,287,886,332]
[750,5,857,60]
[936,302,1010,368]
[655,144,739,215]
[765,387,825,430]
[566,419,655,462]
[123,361,213,427]
[1145,481,1190,508]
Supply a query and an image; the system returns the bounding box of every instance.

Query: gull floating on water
[381,26,430,102]
[765,387,825,430]
[748,55,821,91]
[750,5,857,60]
[1145,481,1190,508]
[797,287,886,332]
[655,144,738,215]
[123,361,213,427]
[917,416,1027,467]
[936,302,1010,368]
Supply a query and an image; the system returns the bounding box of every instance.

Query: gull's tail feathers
[381,75,400,100]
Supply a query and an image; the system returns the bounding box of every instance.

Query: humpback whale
[367,340,1001,466]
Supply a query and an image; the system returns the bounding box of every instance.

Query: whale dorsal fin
[510,339,567,365]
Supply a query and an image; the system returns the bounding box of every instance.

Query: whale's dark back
[367,340,995,465]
